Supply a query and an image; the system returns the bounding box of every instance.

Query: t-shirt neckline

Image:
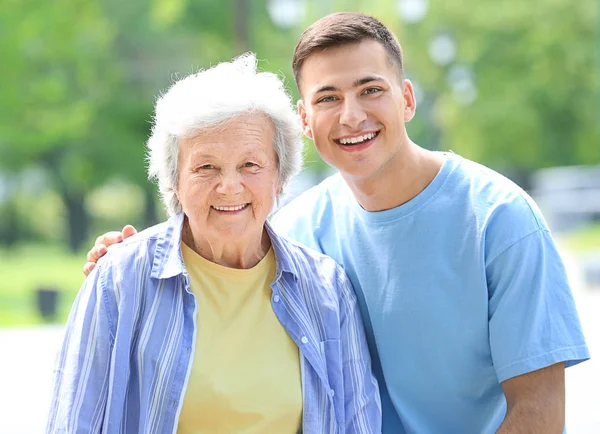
[350,151,460,224]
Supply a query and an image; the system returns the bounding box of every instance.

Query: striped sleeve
[336,266,382,433]
[46,262,115,433]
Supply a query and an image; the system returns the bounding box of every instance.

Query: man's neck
[342,144,445,212]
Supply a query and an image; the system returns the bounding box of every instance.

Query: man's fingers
[122,225,138,239]
[85,227,133,277]
[87,243,107,263]
[83,262,96,277]
[95,231,123,247]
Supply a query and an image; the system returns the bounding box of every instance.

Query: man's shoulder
[448,155,551,258]
[449,154,544,223]
[283,172,346,208]
[275,173,347,222]
[450,154,525,198]
[271,173,349,245]
[273,226,341,267]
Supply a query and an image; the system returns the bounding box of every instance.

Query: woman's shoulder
[270,228,350,300]
[95,221,171,280]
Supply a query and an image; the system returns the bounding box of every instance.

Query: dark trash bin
[36,287,60,320]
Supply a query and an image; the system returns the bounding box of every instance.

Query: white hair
[147,53,304,216]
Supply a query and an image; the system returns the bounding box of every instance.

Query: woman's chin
[211,222,262,242]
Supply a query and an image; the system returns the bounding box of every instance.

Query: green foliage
[0,0,118,173]
[0,0,597,250]
[399,0,599,170]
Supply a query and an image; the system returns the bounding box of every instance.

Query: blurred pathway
[0,325,63,434]
[561,245,600,433]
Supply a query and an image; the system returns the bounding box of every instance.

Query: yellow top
[177,242,302,434]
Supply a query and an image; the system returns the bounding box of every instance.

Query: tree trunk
[1,199,20,247]
[234,0,251,53]
[41,150,90,253]
[62,189,89,253]
[143,183,159,227]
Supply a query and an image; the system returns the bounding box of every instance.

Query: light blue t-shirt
[272,152,589,433]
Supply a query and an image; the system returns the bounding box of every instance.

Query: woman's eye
[199,164,213,170]
[244,162,257,168]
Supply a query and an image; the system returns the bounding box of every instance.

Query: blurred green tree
[0,0,120,251]
[0,0,597,251]
[396,0,599,176]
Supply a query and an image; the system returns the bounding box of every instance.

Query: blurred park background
[0,0,599,432]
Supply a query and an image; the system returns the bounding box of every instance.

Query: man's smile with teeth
[336,132,378,145]
[212,204,248,211]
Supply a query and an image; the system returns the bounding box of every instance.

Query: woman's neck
[181,219,271,269]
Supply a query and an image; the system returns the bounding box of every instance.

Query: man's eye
[363,87,381,95]
[199,164,213,170]
[317,95,337,103]
[243,162,257,168]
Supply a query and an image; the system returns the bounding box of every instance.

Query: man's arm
[486,225,588,433]
[83,225,137,276]
[497,362,565,433]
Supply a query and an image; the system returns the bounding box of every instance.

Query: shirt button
[273,295,280,303]
[172,401,178,409]
[186,346,191,353]
[301,336,308,344]
[329,389,335,397]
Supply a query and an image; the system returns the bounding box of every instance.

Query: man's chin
[334,160,381,181]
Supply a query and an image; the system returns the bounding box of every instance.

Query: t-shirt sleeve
[487,228,590,383]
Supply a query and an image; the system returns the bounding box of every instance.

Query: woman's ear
[275,176,283,197]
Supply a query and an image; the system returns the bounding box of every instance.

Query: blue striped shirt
[47,213,381,433]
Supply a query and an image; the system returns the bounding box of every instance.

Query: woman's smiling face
[176,113,282,245]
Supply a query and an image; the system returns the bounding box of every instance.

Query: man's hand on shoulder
[83,225,138,276]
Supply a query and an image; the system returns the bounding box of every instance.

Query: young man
[84,13,588,433]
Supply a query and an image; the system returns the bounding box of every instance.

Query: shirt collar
[150,212,186,279]
[265,220,300,280]
[150,212,300,280]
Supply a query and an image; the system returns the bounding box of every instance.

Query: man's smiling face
[297,39,416,182]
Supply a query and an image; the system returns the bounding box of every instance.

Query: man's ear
[403,79,417,122]
[297,100,313,139]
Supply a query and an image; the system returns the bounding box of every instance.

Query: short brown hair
[292,12,404,89]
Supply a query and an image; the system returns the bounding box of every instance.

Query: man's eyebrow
[314,76,385,94]
[353,76,384,87]
[315,85,338,94]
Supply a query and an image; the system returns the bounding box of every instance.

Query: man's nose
[339,97,367,129]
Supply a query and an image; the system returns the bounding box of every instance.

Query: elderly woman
[46,54,380,434]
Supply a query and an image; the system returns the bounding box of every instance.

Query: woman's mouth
[211,203,249,213]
